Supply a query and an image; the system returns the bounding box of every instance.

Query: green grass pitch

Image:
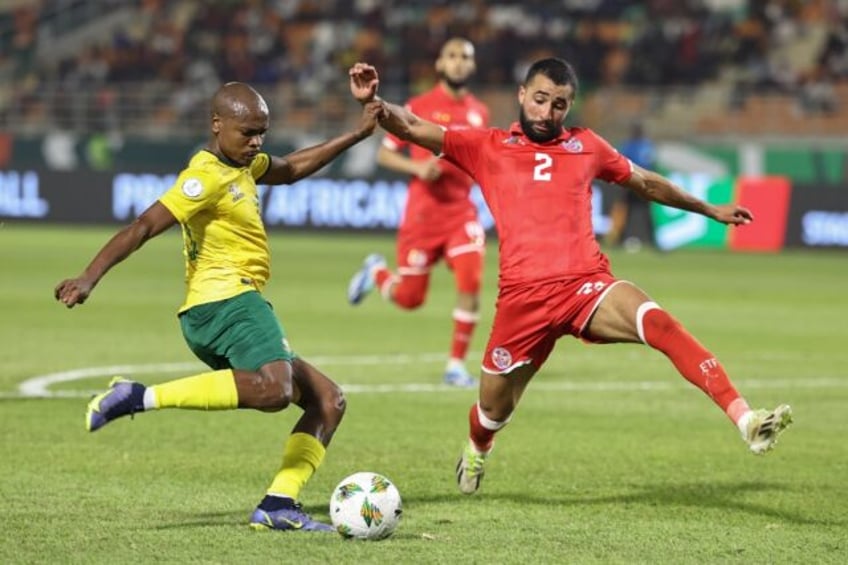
[1,223,846,563]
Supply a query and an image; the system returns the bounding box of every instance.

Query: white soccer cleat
[443,364,477,388]
[347,253,386,305]
[456,441,490,494]
[743,404,793,455]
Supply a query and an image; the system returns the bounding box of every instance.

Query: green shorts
[179,290,295,371]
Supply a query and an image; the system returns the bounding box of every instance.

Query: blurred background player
[347,38,490,388]
[56,82,382,532]
[605,122,658,251]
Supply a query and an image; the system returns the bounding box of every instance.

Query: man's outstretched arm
[260,100,383,185]
[55,202,178,308]
[349,62,445,155]
[622,164,754,226]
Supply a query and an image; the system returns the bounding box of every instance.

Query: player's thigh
[395,228,442,274]
[583,281,653,343]
[482,286,555,377]
[479,363,537,420]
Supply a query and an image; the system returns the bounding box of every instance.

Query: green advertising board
[652,173,734,250]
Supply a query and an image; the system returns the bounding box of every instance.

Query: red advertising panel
[729,176,791,251]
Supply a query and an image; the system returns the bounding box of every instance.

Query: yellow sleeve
[159,168,223,222]
[249,153,271,182]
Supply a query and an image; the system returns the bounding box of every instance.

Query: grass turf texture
[1,223,846,563]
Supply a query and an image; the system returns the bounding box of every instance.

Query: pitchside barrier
[1,168,846,250]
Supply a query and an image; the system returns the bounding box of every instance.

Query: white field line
[1,352,845,399]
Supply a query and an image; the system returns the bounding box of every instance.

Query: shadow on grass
[402,481,844,527]
[152,505,334,531]
[150,481,842,532]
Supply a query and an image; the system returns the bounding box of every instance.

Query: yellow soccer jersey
[159,150,272,312]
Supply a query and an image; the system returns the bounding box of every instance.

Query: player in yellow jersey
[55,82,383,532]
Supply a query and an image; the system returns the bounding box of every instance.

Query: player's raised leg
[584,281,793,454]
[85,368,240,432]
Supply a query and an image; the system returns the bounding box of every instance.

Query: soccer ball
[329,472,402,540]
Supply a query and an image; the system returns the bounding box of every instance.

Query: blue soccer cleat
[347,253,386,305]
[249,499,334,532]
[86,377,146,432]
[443,365,477,388]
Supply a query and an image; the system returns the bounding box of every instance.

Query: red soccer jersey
[383,84,489,229]
[443,123,633,287]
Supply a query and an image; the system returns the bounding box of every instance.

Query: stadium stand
[1,0,847,140]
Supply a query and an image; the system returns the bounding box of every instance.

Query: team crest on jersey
[491,347,512,370]
[467,110,483,127]
[181,178,203,198]
[228,183,245,202]
[407,249,428,268]
[502,136,525,145]
[561,137,583,153]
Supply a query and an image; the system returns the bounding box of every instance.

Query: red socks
[468,402,510,452]
[450,308,478,362]
[638,303,748,423]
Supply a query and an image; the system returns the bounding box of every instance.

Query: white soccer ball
[329,472,402,540]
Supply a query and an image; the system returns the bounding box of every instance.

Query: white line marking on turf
[2,351,846,399]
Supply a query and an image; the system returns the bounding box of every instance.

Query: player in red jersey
[347,38,490,388]
[349,57,793,493]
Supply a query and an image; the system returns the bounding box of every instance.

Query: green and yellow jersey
[159,150,272,312]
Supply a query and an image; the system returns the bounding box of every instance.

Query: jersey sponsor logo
[561,137,583,153]
[491,347,512,370]
[181,178,203,198]
[467,110,484,127]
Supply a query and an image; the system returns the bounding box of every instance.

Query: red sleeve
[587,129,633,184]
[442,128,491,178]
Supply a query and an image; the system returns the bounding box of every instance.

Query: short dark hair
[524,58,579,96]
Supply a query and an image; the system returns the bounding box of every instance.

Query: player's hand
[349,63,380,103]
[356,100,384,137]
[712,204,754,225]
[54,276,95,308]
[416,157,442,182]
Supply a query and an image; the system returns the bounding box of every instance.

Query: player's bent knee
[324,383,347,421]
[477,401,513,426]
[392,286,427,309]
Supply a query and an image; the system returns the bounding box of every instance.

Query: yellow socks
[149,369,239,410]
[266,432,326,500]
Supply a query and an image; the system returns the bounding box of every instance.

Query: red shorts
[482,273,624,374]
[396,218,485,275]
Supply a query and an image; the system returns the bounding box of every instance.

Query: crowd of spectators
[1,0,847,137]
